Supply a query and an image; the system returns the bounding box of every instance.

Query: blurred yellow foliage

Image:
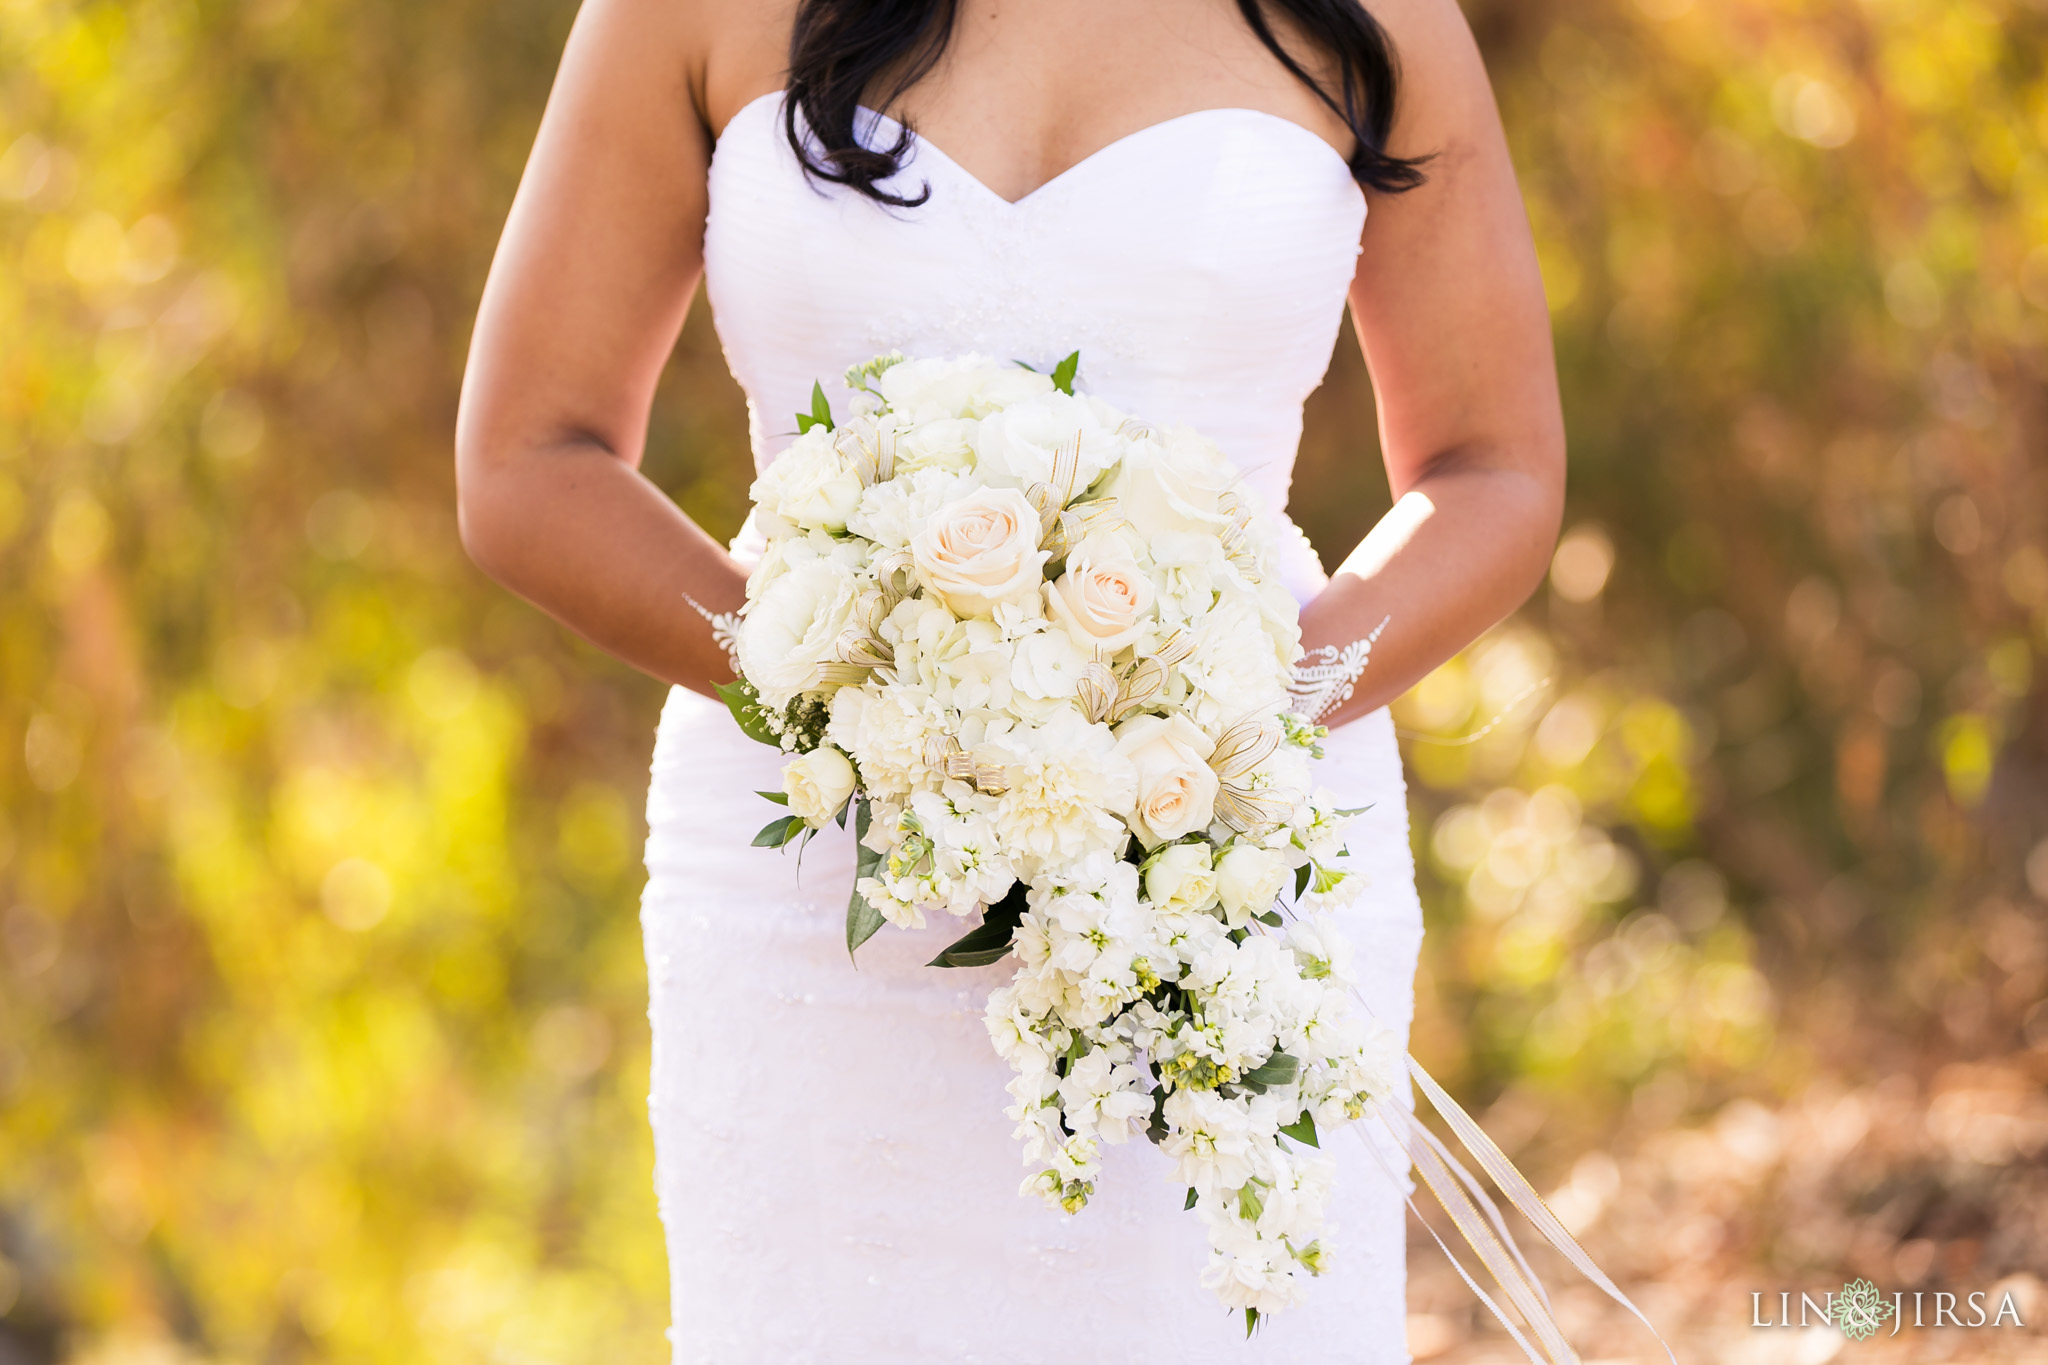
[2,0,2045,1360]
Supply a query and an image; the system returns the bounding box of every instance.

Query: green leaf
[752,814,805,847]
[834,798,851,829]
[1293,861,1312,900]
[1244,1307,1261,1338]
[1183,1186,1199,1211]
[846,799,887,960]
[927,880,1029,967]
[1279,1109,1319,1147]
[715,678,780,748]
[1050,350,1079,395]
[794,380,834,434]
[1238,1049,1299,1093]
[1147,1085,1169,1144]
[1254,909,1284,927]
[755,789,789,806]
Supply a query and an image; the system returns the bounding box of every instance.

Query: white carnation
[846,465,978,548]
[977,711,1137,874]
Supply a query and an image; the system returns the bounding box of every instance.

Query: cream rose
[1214,843,1290,927]
[1113,713,1219,845]
[1145,842,1218,914]
[782,747,857,827]
[1046,538,1155,653]
[910,486,1050,619]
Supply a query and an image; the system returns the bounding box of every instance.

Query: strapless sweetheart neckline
[647,81,1422,1362]
[719,89,1362,211]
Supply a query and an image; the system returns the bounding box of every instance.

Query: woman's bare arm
[456,0,767,695]
[1298,0,1566,726]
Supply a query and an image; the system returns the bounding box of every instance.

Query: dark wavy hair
[782,0,1429,208]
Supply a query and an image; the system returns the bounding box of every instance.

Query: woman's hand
[455,0,769,696]
[1300,0,1566,727]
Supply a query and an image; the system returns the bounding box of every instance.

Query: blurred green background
[1,0,2044,1360]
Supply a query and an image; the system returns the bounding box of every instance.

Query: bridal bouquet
[715,351,1402,1326]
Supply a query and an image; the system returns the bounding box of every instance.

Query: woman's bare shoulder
[566,0,789,137]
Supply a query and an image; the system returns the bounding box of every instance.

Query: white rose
[876,354,1052,421]
[1145,842,1218,914]
[973,391,1128,493]
[1095,427,1239,541]
[1113,713,1220,845]
[1011,629,1090,701]
[749,426,864,533]
[1214,844,1290,927]
[735,542,869,707]
[1045,537,1155,653]
[910,486,1050,619]
[896,417,980,473]
[782,747,857,827]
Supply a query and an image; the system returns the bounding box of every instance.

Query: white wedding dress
[640,92,1425,1363]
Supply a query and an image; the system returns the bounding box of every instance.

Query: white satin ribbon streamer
[1340,983,1677,1364]
[1394,1057,1680,1364]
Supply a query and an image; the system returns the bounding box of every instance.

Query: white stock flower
[910,486,1050,619]
[984,985,1056,1074]
[1144,842,1217,915]
[1113,713,1220,845]
[1055,1049,1153,1143]
[1161,1088,1257,1194]
[749,425,864,533]
[1214,843,1289,927]
[782,747,856,827]
[972,390,1128,493]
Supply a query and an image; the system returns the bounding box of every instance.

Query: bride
[456,0,1562,1358]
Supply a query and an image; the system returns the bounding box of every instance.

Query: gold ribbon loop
[1076,661,1117,725]
[1210,717,1280,781]
[835,417,898,487]
[871,548,916,601]
[1212,785,1291,834]
[922,733,1011,796]
[812,662,870,689]
[1150,628,1196,670]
